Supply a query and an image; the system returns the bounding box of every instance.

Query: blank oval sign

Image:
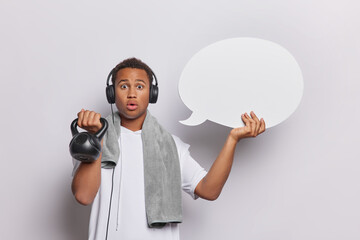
[179,37,304,129]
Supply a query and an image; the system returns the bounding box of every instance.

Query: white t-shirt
[72,126,207,240]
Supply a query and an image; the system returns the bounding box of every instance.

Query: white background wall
[1,0,359,239]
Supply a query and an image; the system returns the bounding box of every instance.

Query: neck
[120,112,147,131]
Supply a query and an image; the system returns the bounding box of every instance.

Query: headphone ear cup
[106,85,115,104]
[149,84,158,104]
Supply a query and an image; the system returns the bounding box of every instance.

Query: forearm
[196,134,237,200]
[71,153,101,206]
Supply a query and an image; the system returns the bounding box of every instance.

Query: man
[71,57,265,240]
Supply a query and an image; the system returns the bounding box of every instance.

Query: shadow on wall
[61,191,91,240]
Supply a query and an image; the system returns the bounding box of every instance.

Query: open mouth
[127,103,138,111]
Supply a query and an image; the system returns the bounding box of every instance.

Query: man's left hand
[229,111,266,142]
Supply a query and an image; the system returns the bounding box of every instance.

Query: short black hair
[111,57,154,85]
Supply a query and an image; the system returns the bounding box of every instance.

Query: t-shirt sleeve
[172,135,208,200]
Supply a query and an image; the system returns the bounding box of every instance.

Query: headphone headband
[106,68,158,87]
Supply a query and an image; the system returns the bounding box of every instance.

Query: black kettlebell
[69,118,108,163]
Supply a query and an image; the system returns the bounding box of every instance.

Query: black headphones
[105,67,159,104]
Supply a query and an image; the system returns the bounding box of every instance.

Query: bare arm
[71,152,102,205]
[195,111,266,201]
[71,109,103,206]
[194,135,237,200]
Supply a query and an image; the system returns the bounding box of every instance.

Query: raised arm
[194,111,266,201]
[71,109,103,206]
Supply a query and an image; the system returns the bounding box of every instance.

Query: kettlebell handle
[71,118,108,140]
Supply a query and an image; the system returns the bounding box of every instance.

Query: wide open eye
[120,84,128,89]
[136,85,144,90]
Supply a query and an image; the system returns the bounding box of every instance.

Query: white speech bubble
[178,37,304,129]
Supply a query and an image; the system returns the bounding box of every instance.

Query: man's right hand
[77,109,102,134]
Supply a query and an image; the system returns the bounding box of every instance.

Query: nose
[127,86,136,98]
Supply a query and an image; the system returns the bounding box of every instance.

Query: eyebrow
[117,79,147,85]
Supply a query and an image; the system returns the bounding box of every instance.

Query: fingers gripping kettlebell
[69,118,108,162]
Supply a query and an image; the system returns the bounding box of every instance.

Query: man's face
[114,67,150,122]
